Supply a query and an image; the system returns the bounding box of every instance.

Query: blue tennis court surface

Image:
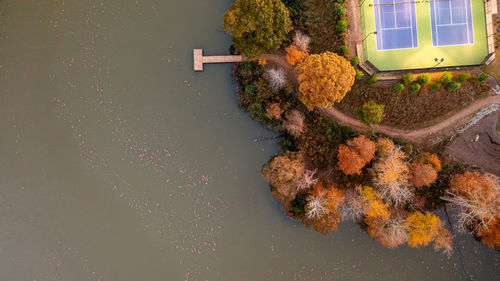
[373,0,418,50]
[430,0,474,46]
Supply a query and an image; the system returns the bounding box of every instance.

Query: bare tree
[293,30,311,52]
[283,110,305,137]
[340,189,364,222]
[296,169,318,193]
[305,196,327,220]
[265,68,287,91]
[373,146,413,207]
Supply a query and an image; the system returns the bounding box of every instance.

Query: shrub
[430,82,441,91]
[335,0,345,3]
[357,101,384,125]
[409,83,421,93]
[393,83,405,92]
[249,102,266,120]
[455,72,471,82]
[336,19,348,33]
[367,74,378,85]
[334,5,346,18]
[440,72,453,84]
[417,73,431,85]
[446,81,461,91]
[475,72,488,83]
[350,56,360,66]
[337,45,348,57]
[245,85,256,96]
[291,193,307,217]
[355,70,364,81]
[401,73,413,84]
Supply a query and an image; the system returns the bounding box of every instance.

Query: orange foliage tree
[367,209,409,249]
[444,171,499,247]
[262,152,305,202]
[306,183,345,235]
[409,153,441,187]
[338,135,376,175]
[296,52,355,110]
[286,45,309,66]
[265,103,283,120]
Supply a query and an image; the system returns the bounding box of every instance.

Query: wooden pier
[193,49,244,71]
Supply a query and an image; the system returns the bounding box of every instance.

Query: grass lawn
[361,0,488,71]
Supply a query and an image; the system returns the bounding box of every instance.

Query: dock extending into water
[193,49,244,71]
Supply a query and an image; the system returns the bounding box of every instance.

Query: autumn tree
[443,171,499,247]
[358,186,390,222]
[262,152,305,202]
[338,135,376,175]
[406,211,452,251]
[296,169,318,192]
[296,52,355,110]
[293,30,310,52]
[409,154,441,187]
[306,183,345,235]
[340,189,364,222]
[376,138,395,157]
[367,209,409,249]
[265,68,287,91]
[266,103,283,120]
[223,0,292,58]
[373,145,413,207]
[286,45,309,66]
[283,110,305,137]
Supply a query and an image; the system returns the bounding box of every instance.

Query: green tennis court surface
[361,0,488,71]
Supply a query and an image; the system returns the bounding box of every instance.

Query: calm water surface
[0,0,498,280]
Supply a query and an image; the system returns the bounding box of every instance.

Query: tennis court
[373,0,418,50]
[430,0,474,46]
[361,0,488,70]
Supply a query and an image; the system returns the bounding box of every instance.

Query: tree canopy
[223,0,292,58]
[296,52,355,110]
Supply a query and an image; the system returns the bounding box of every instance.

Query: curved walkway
[256,54,500,143]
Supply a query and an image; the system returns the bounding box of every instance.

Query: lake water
[0,0,498,280]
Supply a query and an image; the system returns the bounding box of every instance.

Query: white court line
[432,0,474,46]
[375,0,417,50]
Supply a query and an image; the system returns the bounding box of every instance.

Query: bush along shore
[225,0,499,254]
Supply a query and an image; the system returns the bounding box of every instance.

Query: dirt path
[254,54,500,143]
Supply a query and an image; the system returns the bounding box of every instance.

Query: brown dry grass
[337,80,491,129]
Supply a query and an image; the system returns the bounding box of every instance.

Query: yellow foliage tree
[286,45,309,66]
[296,52,355,110]
[406,212,443,248]
[373,146,412,206]
[358,186,390,221]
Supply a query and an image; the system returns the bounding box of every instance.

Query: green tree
[357,101,384,125]
[223,0,292,58]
